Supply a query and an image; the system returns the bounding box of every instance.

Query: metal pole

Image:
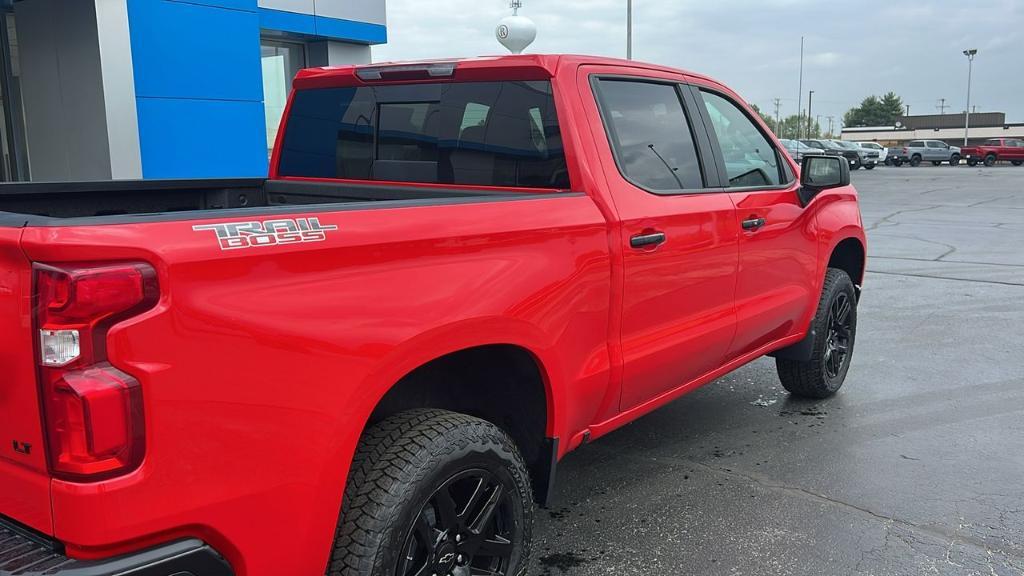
[963,50,976,146]
[797,37,804,139]
[807,90,814,138]
[626,0,631,59]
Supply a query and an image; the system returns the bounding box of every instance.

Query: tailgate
[0,227,52,534]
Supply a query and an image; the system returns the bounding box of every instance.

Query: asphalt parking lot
[531,165,1024,576]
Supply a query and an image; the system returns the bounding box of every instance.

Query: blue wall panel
[258,8,315,36]
[171,0,257,11]
[314,16,387,44]
[136,98,268,178]
[128,0,263,101]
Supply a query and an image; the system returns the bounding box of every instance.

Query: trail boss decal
[193,217,338,250]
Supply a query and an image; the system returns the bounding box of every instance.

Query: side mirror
[798,155,850,206]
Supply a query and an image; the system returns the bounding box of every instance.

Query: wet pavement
[531,165,1024,576]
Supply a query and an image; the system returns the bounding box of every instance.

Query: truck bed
[0,178,534,223]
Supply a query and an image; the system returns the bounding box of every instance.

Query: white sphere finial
[496,1,536,54]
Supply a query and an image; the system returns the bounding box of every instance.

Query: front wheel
[950,154,961,166]
[893,158,904,167]
[968,158,979,167]
[864,163,875,170]
[909,155,922,167]
[329,410,534,576]
[850,157,862,170]
[776,268,858,399]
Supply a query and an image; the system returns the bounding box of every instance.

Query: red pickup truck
[0,55,865,576]
[962,138,1024,166]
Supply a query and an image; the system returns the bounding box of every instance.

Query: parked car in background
[801,138,850,161]
[891,140,961,167]
[962,138,1024,167]
[0,55,867,576]
[833,140,878,170]
[857,142,888,165]
[781,138,826,162]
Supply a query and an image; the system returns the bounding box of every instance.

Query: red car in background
[962,138,1024,166]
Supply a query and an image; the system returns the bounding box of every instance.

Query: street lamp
[963,49,977,146]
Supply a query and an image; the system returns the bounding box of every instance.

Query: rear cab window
[277,81,570,190]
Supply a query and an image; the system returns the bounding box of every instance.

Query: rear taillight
[34,262,158,481]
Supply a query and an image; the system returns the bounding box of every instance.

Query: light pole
[797,37,804,139]
[807,90,815,138]
[626,0,633,60]
[963,49,977,146]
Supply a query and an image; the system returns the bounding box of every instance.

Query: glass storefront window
[261,39,306,159]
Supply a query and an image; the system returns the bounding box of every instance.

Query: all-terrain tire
[950,154,961,166]
[776,268,858,399]
[328,409,534,576]
[910,155,922,167]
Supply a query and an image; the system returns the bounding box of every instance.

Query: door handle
[630,231,667,249]
[741,217,766,230]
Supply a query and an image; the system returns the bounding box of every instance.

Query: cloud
[374,0,1024,123]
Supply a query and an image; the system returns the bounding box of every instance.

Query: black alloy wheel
[950,154,961,166]
[823,292,853,380]
[910,155,922,167]
[398,469,519,576]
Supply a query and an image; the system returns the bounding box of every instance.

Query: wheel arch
[828,236,866,294]
[348,321,564,506]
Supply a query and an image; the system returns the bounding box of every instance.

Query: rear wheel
[1012,160,1023,166]
[329,410,534,576]
[776,268,858,399]
[931,161,941,166]
[950,154,961,166]
[984,154,997,167]
[910,155,922,167]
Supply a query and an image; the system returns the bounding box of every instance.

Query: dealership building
[0,0,387,182]
[841,112,1024,147]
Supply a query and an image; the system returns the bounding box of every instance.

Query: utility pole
[773,98,782,135]
[797,37,804,139]
[905,104,910,117]
[626,0,633,60]
[827,116,835,137]
[936,98,948,115]
[963,49,977,146]
[806,90,815,138]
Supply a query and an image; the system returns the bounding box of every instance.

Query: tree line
[751,92,907,140]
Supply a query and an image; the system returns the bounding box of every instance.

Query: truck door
[688,84,820,359]
[579,68,740,411]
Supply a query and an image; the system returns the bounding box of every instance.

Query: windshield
[834,141,859,149]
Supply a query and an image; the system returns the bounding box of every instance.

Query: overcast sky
[373,0,1024,129]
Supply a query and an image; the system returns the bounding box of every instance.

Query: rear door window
[593,79,704,192]
[278,81,570,189]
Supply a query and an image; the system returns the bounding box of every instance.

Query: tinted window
[594,80,703,191]
[701,91,784,187]
[278,81,569,189]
